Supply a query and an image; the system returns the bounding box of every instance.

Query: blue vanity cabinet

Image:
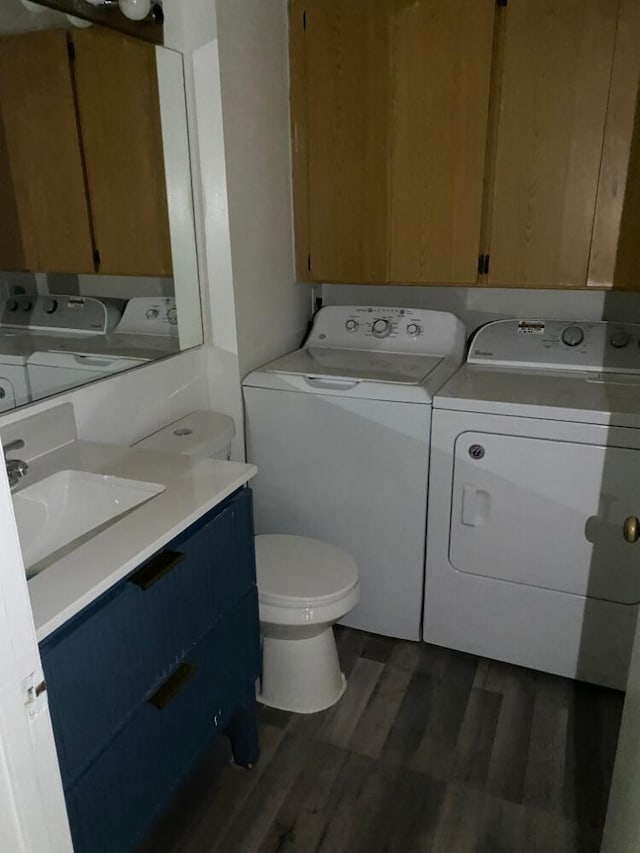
[39,486,261,853]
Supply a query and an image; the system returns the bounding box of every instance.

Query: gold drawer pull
[148,663,198,710]
[129,550,184,590]
[623,516,640,544]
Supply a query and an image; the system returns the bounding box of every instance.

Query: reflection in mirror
[0,0,203,413]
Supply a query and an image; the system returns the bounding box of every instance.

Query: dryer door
[0,377,17,412]
[449,432,640,604]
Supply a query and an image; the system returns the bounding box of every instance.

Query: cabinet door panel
[304,0,390,282]
[65,594,260,853]
[388,0,495,283]
[588,0,640,289]
[0,31,95,273]
[41,489,256,788]
[488,0,618,287]
[72,27,172,276]
[297,0,495,284]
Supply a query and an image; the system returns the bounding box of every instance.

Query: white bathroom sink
[13,470,165,573]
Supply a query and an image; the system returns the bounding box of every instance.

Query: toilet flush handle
[623,516,640,544]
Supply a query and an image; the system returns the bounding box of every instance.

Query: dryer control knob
[372,318,391,338]
[345,319,358,332]
[44,298,58,314]
[611,330,631,348]
[407,323,421,337]
[561,325,584,347]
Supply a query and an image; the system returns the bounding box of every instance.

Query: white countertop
[24,440,256,642]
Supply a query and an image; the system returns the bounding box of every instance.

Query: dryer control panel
[0,295,120,335]
[307,305,465,357]
[468,319,640,374]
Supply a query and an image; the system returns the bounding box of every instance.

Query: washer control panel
[0,295,120,334]
[115,297,178,337]
[468,319,640,374]
[307,305,464,356]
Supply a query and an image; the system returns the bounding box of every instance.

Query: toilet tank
[133,410,236,461]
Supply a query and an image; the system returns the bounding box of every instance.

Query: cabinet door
[41,488,256,789]
[588,0,640,289]
[486,0,618,287]
[0,31,95,273]
[292,0,496,284]
[72,27,172,277]
[388,0,495,284]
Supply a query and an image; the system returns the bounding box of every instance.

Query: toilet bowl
[255,534,359,714]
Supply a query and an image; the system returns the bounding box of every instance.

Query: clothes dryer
[243,305,465,640]
[424,318,640,689]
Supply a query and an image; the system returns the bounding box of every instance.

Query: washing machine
[0,350,31,412]
[243,305,465,640]
[424,318,640,689]
[25,297,179,400]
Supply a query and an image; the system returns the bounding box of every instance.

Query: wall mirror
[0,0,203,411]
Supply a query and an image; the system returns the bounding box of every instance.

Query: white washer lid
[264,347,443,385]
[255,535,359,607]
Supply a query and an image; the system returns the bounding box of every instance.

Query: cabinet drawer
[41,488,256,788]
[65,592,260,853]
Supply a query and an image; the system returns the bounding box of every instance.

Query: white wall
[602,614,640,851]
[215,0,311,376]
[0,348,208,444]
[323,284,640,338]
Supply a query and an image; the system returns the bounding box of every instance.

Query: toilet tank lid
[133,410,235,458]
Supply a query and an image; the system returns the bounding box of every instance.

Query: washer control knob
[561,325,584,347]
[145,308,159,320]
[6,299,18,312]
[372,318,391,338]
[167,307,178,325]
[44,298,58,314]
[22,300,32,313]
[345,319,358,332]
[611,330,631,348]
[407,323,421,337]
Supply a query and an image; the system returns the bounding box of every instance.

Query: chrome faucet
[3,439,28,488]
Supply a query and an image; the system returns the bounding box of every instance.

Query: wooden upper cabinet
[0,30,95,274]
[72,28,172,277]
[388,0,495,284]
[588,0,640,289]
[0,27,172,278]
[291,0,496,284]
[486,0,618,288]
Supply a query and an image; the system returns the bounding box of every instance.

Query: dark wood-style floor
[140,627,624,853]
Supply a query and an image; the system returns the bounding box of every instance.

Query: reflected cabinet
[0,26,172,276]
[290,0,640,289]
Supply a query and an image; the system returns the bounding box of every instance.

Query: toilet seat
[255,534,359,608]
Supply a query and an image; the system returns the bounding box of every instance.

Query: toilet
[134,410,360,714]
[255,534,359,713]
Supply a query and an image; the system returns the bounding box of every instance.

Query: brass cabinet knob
[624,516,640,544]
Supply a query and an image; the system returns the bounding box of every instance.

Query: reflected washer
[424,318,640,690]
[26,297,179,400]
[243,305,465,640]
[0,348,31,412]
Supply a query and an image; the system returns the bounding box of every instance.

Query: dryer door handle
[461,485,491,527]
